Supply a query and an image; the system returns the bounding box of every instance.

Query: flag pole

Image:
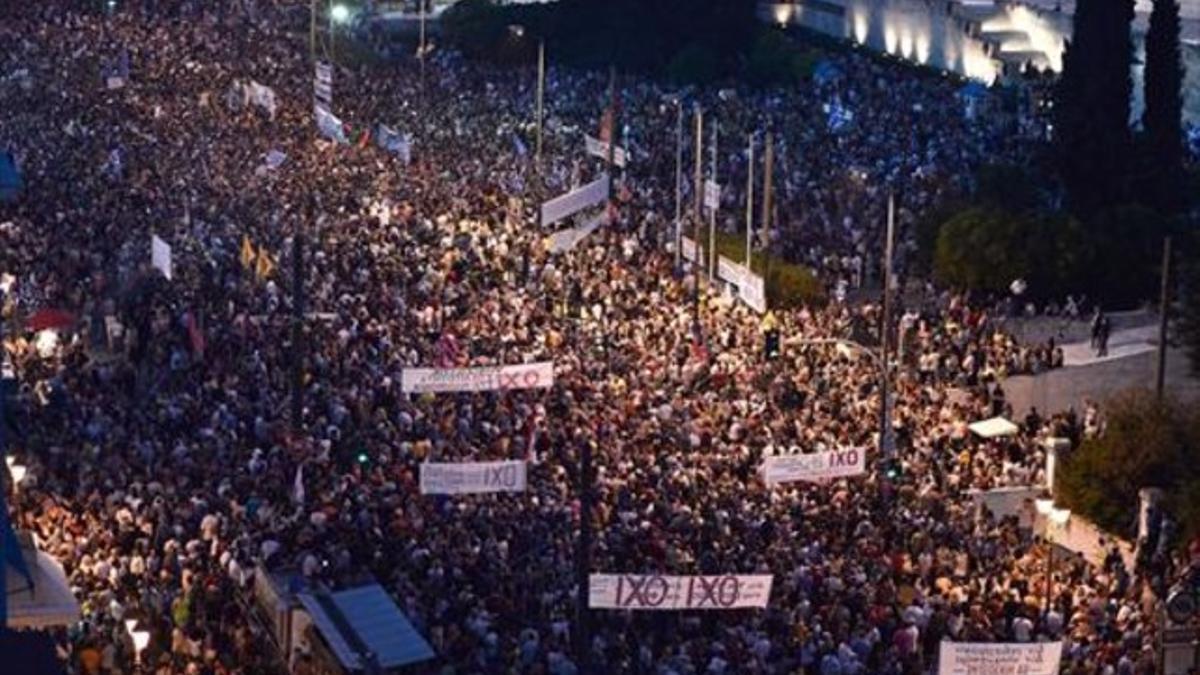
[745,133,754,269]
[693,105,703,330]
[535,40,545,173]
[674,102,683,271]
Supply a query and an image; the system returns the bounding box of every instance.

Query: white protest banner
[540,174,610,227]
[761,447,866,487]
[681,236,703,265]
[717,256,745,286]
[739,271,766,313]
[704,179,721,211]
[584,135,628,168]
[401,362,554,394]
[313,61,332,107]
[419,460,528,495]
[247,81,278,118]
[937,642,1063,675]
[151,235,172,280]
[589,574,773,611]
[546,212,607,254]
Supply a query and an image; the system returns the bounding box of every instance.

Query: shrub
[713,231,824,308]
[1056,389,1200,545]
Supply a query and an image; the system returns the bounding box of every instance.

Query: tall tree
[1055,0,1136,218]
[1142,0,1185,213]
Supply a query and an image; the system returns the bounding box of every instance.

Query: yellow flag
[256,248,275,281]
[240,236,257,270]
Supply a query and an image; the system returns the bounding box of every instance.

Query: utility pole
[291,217,307,434]
[760,131,774,300]
[708,119,717,283]
[309,0,317,61]
[535,40,545,173]
[881,194,896,458]
[1156,236,1172,400]
[605,65,617,190]
[0,296,8,627]
[575,435,594,675]
[745,133,754,269]
[328,0,335,64]
[692,105,703,330]
[419,0,427,122]
[674,102,683,270]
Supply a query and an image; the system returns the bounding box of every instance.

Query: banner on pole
[739,272,766,313]
[717,256,744,286]
[419,460,528,495]
[584,136,628,168]
[401,362,554,394]
[937,642,1063,675]
[151,235,172,280]
[681,236,703,265]
[704,179,720,211]
[761,448,866,486]
[546,212,606,254]
[589,574,773,611]
[313,61,333,109]
[540,174,610,227]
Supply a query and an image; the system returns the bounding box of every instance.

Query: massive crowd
[0,1,1187,674]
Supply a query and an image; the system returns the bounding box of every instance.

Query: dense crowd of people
[0,2,1189,674]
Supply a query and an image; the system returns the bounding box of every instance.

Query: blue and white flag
[247,81,278,118]
[315,106,347,144]
[825,99,854,134]
[104,146,124,178]
[376,124,412,164]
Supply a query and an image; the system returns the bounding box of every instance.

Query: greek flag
[825,100,854,134]
[377,124,412,164]
[315,106,347,144]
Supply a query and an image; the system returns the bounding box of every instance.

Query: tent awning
[298,584,434,671]
[7,550,82,629]
[969,416,1020,438]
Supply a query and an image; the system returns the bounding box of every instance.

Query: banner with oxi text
[761,447,866,486]
[401,362,554,394]
[937,642,1063,675]
[589,574,773,611]
[541,174,610,226]
[584,136,628,168]
[419,460,528,495]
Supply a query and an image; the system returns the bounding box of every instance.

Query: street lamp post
[1035,499,1071,615]
[786,337,892,460]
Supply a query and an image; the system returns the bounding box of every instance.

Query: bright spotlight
[330,4,350,23]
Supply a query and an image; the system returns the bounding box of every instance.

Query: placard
[151,235,172,280]
[584,136,628,168]
[401,362,554,394]
[419,461,528,495]
[761,448,866,486]
[589,574,773,610]
[937,642,1063,675]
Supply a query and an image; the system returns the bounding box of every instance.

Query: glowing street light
[330,4,350,23]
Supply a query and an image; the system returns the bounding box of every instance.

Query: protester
[0,2,1175,674]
